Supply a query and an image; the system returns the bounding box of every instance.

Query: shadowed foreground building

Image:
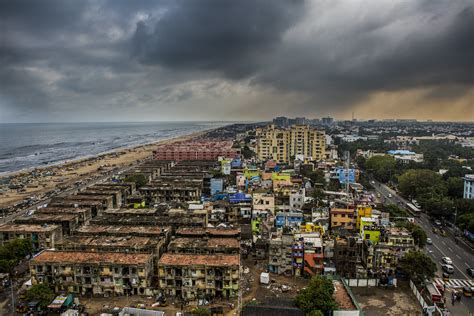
[158,253,239,300]
[30,251,154,296]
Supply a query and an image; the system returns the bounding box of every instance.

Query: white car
[442,257,453,265]
[442,264,455,274]
[426,238,432,245]
[388,193,393,198]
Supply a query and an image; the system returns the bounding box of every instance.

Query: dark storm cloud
[131,0,305,79]
[1,0,473,122]
[129,0,474,110]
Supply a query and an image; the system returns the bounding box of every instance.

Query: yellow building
[355,205,372,229]
[255,125,325,163]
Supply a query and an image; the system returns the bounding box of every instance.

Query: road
[371,180,474,312]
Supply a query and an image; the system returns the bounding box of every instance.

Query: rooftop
[159,253,239,267]
[169,237,240,249]
[0,223,61,233]
[58,235,158,248]
[31,250,151,265]
[75,224,170,236]
[176,227,240,236]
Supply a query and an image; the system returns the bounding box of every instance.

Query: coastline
[0,127,216,208]
[0,128,213,178]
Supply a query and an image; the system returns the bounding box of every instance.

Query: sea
[0,122,227,175]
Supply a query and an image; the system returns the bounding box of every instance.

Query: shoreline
[0,127,218,208]
[0,127,214,178]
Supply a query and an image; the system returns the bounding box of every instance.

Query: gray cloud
[0,0,473,122]
[131,0,305,79]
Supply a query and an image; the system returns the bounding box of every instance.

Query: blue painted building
[335,167,357,184]
[275,212,304,228]
[210,178,224,195]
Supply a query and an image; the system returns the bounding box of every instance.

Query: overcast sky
[1,0,473,122]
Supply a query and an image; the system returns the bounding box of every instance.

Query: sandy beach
[0,129,211,209]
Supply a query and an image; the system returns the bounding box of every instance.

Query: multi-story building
[373,227,415,271]
[295,233,324,277]
[255,125,326,163]
[252,193,275,215]
[268,232,293,275]
[0,223,63,250]
[14,213,80,235]
[330,208,355,230]
[275,212,304,228]
[30,251,154,296]
[464,174,474,199]
[158,253,239,299]
[334,235,366,278]
[167,238,240,255]
[153,141,238,161]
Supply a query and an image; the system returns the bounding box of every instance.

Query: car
[432,227,438,234]
[467,268,474,277]
[439,229,447,237]
[463,286,473,297]
[442,257,453,265]
[434,220,442,227]
[442,264,455,274]
[442,272,450,282]
[426,238,432,245]
[388,193,393,198]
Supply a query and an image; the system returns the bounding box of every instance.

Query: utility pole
[10,277,15,314]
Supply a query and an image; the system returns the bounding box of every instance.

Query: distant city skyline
[1,1,473,123]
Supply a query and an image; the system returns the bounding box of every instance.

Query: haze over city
[1,0,473,123]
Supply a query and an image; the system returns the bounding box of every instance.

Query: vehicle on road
[442,264,454,274]
[442,257,453,265]
[439,229,447,237]
[432,227,438,234]
[434,220,442,227]
[426,282,442,303]
[426,238,432,245]
[442,272,450,282]
[388,193,393,198]
[467,267,474,277]
[371,181,375,184]
[406,203,421,217]
[463,286,473,297]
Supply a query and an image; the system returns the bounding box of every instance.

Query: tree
[124,173,147,188]
[406,223,427,248]
[397,169,447,200]
[446,177,464,199]
[365,155,396,183]
[307,170,326,186]
[192,306,211,316]
[422,198,455,219]
[398,251,436,283]
[241,145,255,159]
[0,239,32,273]
[295,275,338,315]
[26,284,55,309]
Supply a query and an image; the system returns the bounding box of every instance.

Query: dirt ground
[351,281,422,316]
[241,257,309,304]
[79,295,239,316]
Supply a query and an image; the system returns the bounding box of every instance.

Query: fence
[345,278,397,287]
[409,280,441,316]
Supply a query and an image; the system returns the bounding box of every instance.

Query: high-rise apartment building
[255,124,326,163]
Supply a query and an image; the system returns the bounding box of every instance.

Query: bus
[406,203,421,217]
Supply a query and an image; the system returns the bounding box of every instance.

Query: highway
[371,180,474,312]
